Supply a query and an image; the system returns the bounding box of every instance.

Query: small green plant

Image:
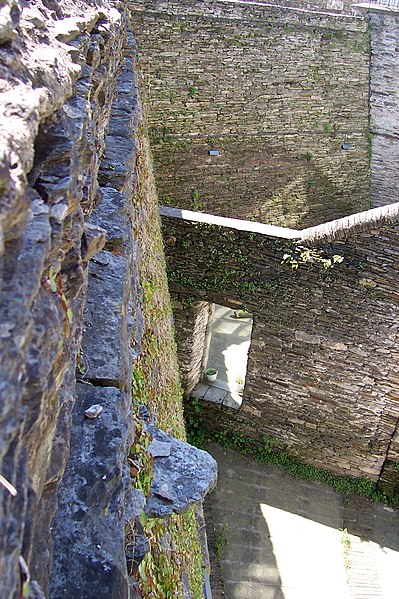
[129,416,154,496]
[161,194,174,205]
[281,247,344,271]
[305,151,314,161]
[214,523,229,559]
[323,122,333,133]
[340,528,351,571]
[205,368,217,376]
[188,85,198,98]
[76,345,86,376]
[191,189,202,211]
[43,266,73,337]
[184,412,399,507]
[183,396,206,449]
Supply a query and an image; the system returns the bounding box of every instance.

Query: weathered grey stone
[0,3,15,43]
[0,3,131,597]
[295,330,321,345]
[82,250,132,389]
[132,534,149,571]
[29,580,46,599]
[84,403,103,418]
[81,222,107,262]
[128,487,146,520]
[89,187,133,249]
[148,438,172,458]
[145,424,218,517]
[50,383,133,599]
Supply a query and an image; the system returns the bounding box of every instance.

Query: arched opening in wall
[192,304,253,410]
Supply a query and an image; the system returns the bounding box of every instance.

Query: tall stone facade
[133,0,399,495]
[131,0,371,227]
[369,10,399,208]
[161,207,399,495]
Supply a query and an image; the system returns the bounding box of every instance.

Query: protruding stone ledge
[144,424,218,518]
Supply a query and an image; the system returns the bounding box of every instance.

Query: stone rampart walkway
[204,443,399,599]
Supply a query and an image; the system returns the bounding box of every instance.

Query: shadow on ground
[204,443,399,599]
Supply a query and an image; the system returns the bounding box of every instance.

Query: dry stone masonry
[1,0,399,597]
[131,0,371,227]
[0,1,217,597]
[161,208,399,495]
[130,0,399,495]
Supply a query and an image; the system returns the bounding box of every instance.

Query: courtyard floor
[204,443,399,599]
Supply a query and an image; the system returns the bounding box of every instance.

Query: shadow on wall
[155,137,371,229]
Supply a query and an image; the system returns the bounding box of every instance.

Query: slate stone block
[50,383,138,599]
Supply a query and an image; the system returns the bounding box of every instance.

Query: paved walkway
[204,443,399,599]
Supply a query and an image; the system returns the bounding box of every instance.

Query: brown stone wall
[162,214,399,488]
[173,300,212,394]
[131,0,371,227]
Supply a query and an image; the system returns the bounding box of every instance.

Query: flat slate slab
[145,424,218,518]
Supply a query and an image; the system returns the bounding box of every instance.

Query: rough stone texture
[162,214,399,490]
[145,424,218,518]
[172,300,212,394]
[81,249,133,389]
[0,2,128,596]
[369,11,399,208]
[0,7,216,595]
[49,29,145,599]
[131,0,370,227]
[50,383,137,599]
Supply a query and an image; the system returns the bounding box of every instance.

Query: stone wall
[162,212,399,493]
[240,0,362,14]
[131,0,371,227]
[172,300,212,394]
[369,9,399,208]
[0,2,216,597]
[0,2,131,596]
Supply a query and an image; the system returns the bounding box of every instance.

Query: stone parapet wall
[0,4,217,595]
[0,2,130,596]
[162,213,399,491]
[131,0,370,227]
[235,0,364,14]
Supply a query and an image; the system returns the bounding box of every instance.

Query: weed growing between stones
[281,247,344,270]
[214,523,229,560]
[340,527,351,571]
[129,417,154,497]
[184,397,399,508]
